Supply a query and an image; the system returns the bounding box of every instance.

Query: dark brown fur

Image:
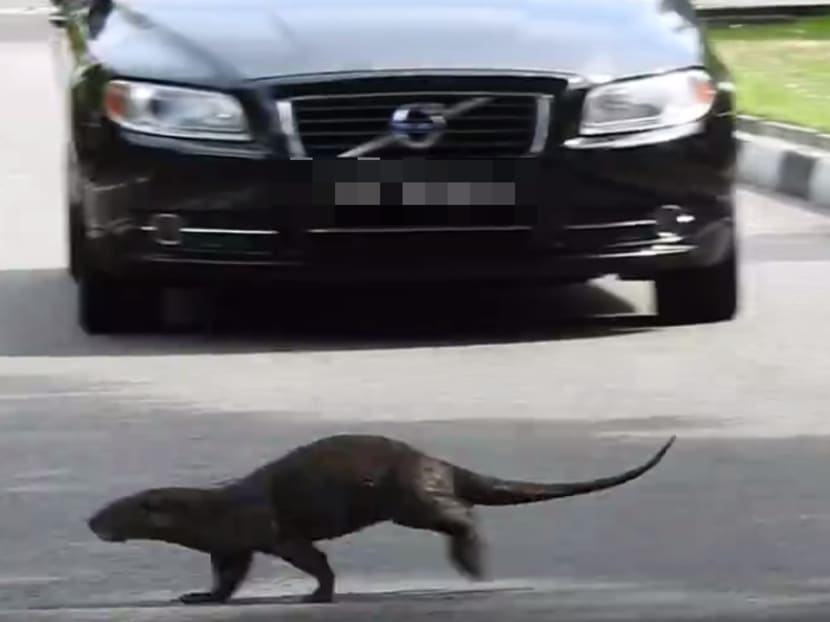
[87,433,675,604]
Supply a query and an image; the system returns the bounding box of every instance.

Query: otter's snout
[87,510,125,543]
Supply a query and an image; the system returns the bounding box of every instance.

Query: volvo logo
[389,103,448,150]
[335,96,492,158]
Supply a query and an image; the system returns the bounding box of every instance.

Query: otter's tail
[454,437,675,507]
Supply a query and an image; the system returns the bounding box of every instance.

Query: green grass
[707,16,830,132]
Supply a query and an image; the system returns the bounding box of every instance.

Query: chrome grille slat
[443,129,530,136]
[299,115,532,126]
[293,104,537,113]
[299,129,529,137]
[279,87,551,159]
[304,141,526,151]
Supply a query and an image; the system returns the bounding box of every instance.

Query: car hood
[94,0,706,85]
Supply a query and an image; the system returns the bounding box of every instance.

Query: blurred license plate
[333,181,516,206]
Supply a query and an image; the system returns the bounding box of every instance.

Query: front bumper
[78,121,737,287]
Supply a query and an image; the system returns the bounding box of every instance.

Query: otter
[87,433,675,605]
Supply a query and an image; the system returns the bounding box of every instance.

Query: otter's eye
[140,499,161,513]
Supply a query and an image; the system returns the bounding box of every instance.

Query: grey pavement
[4,12,830,622]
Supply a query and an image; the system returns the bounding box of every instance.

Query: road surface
[3,13,830,622]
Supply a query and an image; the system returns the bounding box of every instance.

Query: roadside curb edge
[736,125,830,212]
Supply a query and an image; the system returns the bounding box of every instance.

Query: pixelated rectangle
[401,182,515,206]
[334,182,381,206]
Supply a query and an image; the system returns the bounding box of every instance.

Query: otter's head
[87,487,208,544]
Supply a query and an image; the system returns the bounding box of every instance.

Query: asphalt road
[4,13,830,622]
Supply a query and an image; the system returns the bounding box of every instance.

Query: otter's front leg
[179,552,253,604]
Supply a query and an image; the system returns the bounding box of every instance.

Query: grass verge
[707,15,830,132]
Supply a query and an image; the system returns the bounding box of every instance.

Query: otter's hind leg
[392,458,486,580]
[179,552,253,604]
[271,540,335,603]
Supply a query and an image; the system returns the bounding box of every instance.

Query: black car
[50,0,739,334]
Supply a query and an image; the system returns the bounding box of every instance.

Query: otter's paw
[301,590,334,604]
[178,591,227,605]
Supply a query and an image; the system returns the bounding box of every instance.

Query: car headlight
[103,80,251,142]
[579,69,716,136]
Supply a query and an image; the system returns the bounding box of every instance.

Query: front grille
[286,92,545,158]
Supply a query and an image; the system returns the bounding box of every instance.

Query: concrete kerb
[736,116,830,211]
[738,115,830,152]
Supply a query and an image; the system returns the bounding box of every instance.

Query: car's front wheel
[654,245,738,325]
[67,205,84,281]
[78,275,164,335]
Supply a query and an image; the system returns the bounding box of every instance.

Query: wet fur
[87,433,675,604]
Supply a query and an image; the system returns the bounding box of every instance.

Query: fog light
[654,205,694,240]
[148,213,183,246]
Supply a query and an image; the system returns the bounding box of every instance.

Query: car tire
[71,200,165,335]
[66,140,87,281]
[67,205,84,280]
[79,275,164,335]
[654,245,738,325]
